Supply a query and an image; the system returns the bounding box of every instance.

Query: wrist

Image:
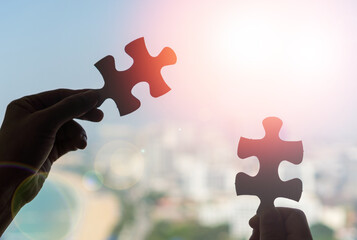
[0,182,17,237]
[0,197,13,236]
[0,166,30,236]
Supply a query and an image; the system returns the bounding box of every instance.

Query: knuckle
[3,98,28,122]
[6,96,32,112]
[6,98,21,109]
[57,88,69,92]
[56,88,72,97]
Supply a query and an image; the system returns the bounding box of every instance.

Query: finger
[249,229,260,240]
[259,208,285,240]
[38,90,100,128]
[22,89,90,111]
[48,120,87,163]
[56,120,87,150]
[249,215,260,229]
[276,208,313,239]
[249,215,260,240]
[78,108,104,122]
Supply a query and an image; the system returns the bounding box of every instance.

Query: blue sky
[0,1,146,122]
[2,2,357,238]
[1,1,357,142]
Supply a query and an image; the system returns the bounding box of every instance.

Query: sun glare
[217,16,282,70]
[211,7,339,83]
[146,1,347,134]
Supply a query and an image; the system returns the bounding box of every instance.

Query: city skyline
[2,1,357,239]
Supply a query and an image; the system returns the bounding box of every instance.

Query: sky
[1,0,357,142]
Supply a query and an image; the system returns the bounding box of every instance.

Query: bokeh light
[82,171,104,192]
[8,173,81,240]
[95,141,145,190]
[2,1,357,239]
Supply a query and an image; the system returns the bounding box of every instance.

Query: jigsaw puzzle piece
[238,138,261,159]
[236,173,303,214]
[278,141,303,165]
[235,172,275,213]
[235,117,304,214]
[278,178,302,201]
[95,56,141,115]
[94,56,120,104]
[94,38,176,116]
[125,38,176,97]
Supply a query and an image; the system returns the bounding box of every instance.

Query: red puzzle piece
[235,117,303,214]
[95,37,177,116]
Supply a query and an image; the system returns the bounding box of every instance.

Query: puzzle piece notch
[235,117,303,214]
[95,37,177,116]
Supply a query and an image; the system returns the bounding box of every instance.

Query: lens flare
[9,173,81,240]
[94,141,145,190]
[82,171,104,191]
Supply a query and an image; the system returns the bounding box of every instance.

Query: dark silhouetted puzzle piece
[235,117,303,214]
[95,37,177,116]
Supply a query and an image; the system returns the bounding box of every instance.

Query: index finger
[23,89,91,111]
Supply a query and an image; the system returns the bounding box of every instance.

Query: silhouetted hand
[249,207,313,240]
[0,89,103,235]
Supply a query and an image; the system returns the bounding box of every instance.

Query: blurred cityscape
[2,122,357,240]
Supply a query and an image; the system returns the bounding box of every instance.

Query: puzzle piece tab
[95,37,176,116]
[235,117,303,214]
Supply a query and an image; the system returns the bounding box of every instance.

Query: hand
[0,89,103,235]
[249,207,313,240]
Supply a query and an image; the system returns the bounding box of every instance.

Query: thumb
[40,90,99,127]
[260,208,286,240]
